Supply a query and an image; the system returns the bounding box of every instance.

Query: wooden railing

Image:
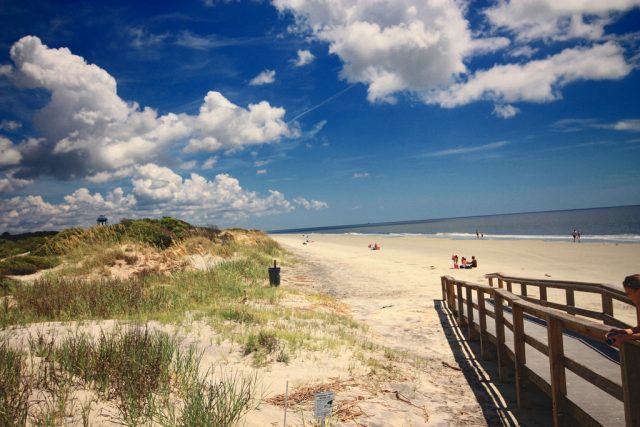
[441,275,640,427]
[485,273,639,329]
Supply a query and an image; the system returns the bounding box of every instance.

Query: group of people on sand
[451,254,477,269]
[368,243,381,250]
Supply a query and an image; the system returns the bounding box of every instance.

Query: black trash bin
[268,260,280,286]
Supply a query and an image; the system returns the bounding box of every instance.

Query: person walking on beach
[476,229,479,239]
[605,274,640,346]
[572,229,577,242]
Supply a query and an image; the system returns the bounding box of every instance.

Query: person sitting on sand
[605,274,640,346]
[460,257,472,269]
[470,256,477,268]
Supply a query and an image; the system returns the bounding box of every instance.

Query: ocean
[270,205,640,243]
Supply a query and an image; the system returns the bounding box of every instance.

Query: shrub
[0,255,59,275]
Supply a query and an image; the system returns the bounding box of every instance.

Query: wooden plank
[493,292,508,382]
[477,288,488,359]
[540,284,548,302]
[520,295,603,321]
[547,317,567,427]
[601,293,614,325]
[524,335,549,356]
[621,341,640,427]
[563,358,623,400]
[566,289,576,315]
[441,276,447,302]
[466,287,475,338]
[521,282,528,297]
[456,282,465,326]
[513,304,527,408]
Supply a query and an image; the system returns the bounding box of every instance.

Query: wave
[331,232,640,242]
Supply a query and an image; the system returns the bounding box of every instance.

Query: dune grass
[0,325,259,426]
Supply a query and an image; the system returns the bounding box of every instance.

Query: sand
[4,234,638,426]
[266,233,640,425]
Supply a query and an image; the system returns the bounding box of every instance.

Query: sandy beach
[268,233,640,425]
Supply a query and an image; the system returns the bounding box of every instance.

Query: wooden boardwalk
[441,274,640,427]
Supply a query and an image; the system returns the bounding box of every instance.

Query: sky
[1,0,640,233]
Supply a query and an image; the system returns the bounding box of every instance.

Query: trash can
[268,260,280,286]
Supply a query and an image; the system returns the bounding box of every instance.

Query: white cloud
[0,164,301,232]
[249,69,276,86]
[293,49,315,66]
[0,120,22,131]
[202,156,217,169]
[425,43,631,108]
[611,119,640,131]
[273,0,481,103]
[131,164,293,218]
[185,91,292,153]
[352,172,370,179]
[485,0,640,42]
[509,46,538,58]
[0,188,135,232]
[4,36,292,181]
[0,137,22,166]
[420,141,510,158]
[493,104,520,119]
[0,172,32,193]
[180,160,198,170]
[256,169,267,175]
[293,197,328,210]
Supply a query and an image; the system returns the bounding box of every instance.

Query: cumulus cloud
[0,172,32,193]
[485,0,640,42]
[493,104,520,119]
[425,43,631,108]
[202,156,217,169]
[0,164,302,232]
[293,197,328,210]
[2,36,292,181]
[249,69,276,85]
[131,164,293,219]
[184,91,292,153]
[273,0,480,103]
[0,137,22,166]
[293,49,315,66]
[0,120,22,131]
[0,188,135,232]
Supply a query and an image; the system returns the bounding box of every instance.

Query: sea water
[270,205,640,243]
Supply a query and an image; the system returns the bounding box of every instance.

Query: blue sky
[1,0,639,232]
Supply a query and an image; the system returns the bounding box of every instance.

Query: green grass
[0,255,60,276]
[0,325,259,426]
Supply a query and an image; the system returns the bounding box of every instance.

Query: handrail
[441,275,640,427]
[484,273,638,329]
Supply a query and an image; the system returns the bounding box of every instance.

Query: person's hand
[605,328,633,347]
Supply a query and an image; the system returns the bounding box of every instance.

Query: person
[576,230,581,242]
[470,256,477,268]
[572,229,577,242]
[476,229,479,239]
[605,274,640,346]
[452,254,459,269]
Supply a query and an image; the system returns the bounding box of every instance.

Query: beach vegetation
[0,325,259,426]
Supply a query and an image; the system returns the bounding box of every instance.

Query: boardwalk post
[540,284,548,302]
[447,279,456,315]
[477,288,488,359]
[466,287,475,339]
[488,276,494,287]
[512,303,527,408]
[456,282,465,326]
[497,277,504,289]
[621,340,640,427]
[601,293,614,325]
[547,316,567,427]
[506,282,513,306]
[565,289,575,315]
[521,282,528,297]
[441,276,447,302]
[494,293,508,382]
